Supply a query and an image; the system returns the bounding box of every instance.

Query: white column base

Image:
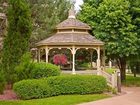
[97,69,101,75]
[72,70,76,74]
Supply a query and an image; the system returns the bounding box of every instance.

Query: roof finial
[68,5,75,19]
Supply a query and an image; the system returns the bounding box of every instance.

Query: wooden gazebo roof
[56,18,91,30]
[36,7,104,47]
[36,33,103,46]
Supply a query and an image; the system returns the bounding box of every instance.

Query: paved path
[79,87,140,105]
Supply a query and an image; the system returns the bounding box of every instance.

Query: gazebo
[36,8,105,74]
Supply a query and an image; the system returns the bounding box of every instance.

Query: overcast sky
[75,0,83,11]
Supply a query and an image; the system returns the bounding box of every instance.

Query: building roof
[36,33,104,46]
[56,18,91,30]
[36,7,104,47]
[56,7,91,30]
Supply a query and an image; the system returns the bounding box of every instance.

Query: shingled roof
[36,7,104,47]
[36,33,104,46]
[56,18,91,30]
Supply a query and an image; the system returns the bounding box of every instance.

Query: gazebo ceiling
[36,33,104,46]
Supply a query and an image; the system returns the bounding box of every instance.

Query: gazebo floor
[62,70,97,75]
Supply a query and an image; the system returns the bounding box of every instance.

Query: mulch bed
[0,90,17,100]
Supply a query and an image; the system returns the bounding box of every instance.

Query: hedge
[13,79,51,99]
[13,75,107,100]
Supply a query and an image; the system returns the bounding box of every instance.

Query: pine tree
[1,0,32,83]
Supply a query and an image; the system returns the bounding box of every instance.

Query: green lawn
[0,94,109,105]
[122,75,140,87]
[105,68,116,74]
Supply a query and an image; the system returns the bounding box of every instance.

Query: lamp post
[117,71,121,93]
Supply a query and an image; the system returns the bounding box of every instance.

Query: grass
[122,75,140,87]
[0,94,110,105]
[105,68,116,74]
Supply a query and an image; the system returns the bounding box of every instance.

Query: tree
[27,0,71,47]
[0,0,8,59]
[78,0,138,80]
[1,0,32,84]
[0,0,71,48]
[128,0,140,76]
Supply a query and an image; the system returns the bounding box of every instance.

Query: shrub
[15,52,35,81]
[13,75,107,99]
[47,75,107,95]
[53,54,68,66]
[15,52,61,80]
[13,79,51,99]
[32,63,61,79]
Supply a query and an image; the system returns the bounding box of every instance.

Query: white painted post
[45,47,49,63]
[72,46,76,74]
[111,73,115,88]
[117,71,121,92]
[97,47,101,75]
[109,60,112,68]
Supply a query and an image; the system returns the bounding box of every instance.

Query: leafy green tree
[0,0,71,48]
[128,0,140,76]
[78,0,138,80]
[1,0,32,84]
[27,0,71,47]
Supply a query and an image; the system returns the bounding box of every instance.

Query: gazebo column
[97,47,101,75]
[90,49,93,69]
[38,49,41,62]
[45,47,49,63]
[72,46,76,74]
[109,60,112,68]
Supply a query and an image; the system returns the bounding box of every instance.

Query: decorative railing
[99,70,118,88]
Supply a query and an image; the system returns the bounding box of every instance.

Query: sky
[75,0,83,11]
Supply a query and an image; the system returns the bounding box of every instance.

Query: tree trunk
[117,58,126,81]
[134,67,136,77]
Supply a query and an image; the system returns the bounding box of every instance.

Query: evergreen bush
[32,63,61,79]
[15,52,60,80]
[15,52,35,81]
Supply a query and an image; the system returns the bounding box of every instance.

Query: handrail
[100,70,117,88]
